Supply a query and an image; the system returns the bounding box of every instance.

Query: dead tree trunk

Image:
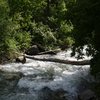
[25,55,90,65]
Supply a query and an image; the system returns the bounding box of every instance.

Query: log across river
[25,55,90,65]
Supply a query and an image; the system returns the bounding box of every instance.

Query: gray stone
[78,89,96,100]
[25,45,40,55]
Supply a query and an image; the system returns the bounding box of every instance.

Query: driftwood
[25,55,90,65]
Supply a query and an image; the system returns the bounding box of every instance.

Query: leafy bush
[15,31,31,51]
[31,22,57,50]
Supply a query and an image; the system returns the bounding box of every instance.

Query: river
[0,49,94,100]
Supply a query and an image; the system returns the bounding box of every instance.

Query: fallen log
[25,55,90,65]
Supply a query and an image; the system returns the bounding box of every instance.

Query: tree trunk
[25,55,90,65]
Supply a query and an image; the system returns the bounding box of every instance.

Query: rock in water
[22,56,26,64]
[78,89,96,100]
[0,71,23,95]
[25,45,39,55]
[16,56,26,64]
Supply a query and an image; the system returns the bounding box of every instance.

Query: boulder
[25,45,40,55]
[78,89,96,100]
[59,44,69,50]
[36,44,45,52]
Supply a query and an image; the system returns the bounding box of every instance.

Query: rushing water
[0,50,93,100]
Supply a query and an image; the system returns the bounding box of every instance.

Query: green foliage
[67,0,100,75]
[0,0,13,61]
[15,31,31,51]
[0,0,31,61]
[4,38,18,59]
[90,52,100,76]
[30,22,57,50]
[0,0,75,62]
[1,0,100,78]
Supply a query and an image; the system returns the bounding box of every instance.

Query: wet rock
[78,89,96,100]
[38,87,68,100]
[0,70,23,80]
[52,89,68,100]
[15,56,26,64]
[25,45,39,55]
[0,71,23,94]
[59,44,69,50]
[36,43,45,52]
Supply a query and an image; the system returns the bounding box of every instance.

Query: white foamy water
[0,49,93,100]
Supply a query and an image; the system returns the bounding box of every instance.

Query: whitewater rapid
[0,50,93,100]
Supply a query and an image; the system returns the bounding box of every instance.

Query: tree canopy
[67,0,100,75]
